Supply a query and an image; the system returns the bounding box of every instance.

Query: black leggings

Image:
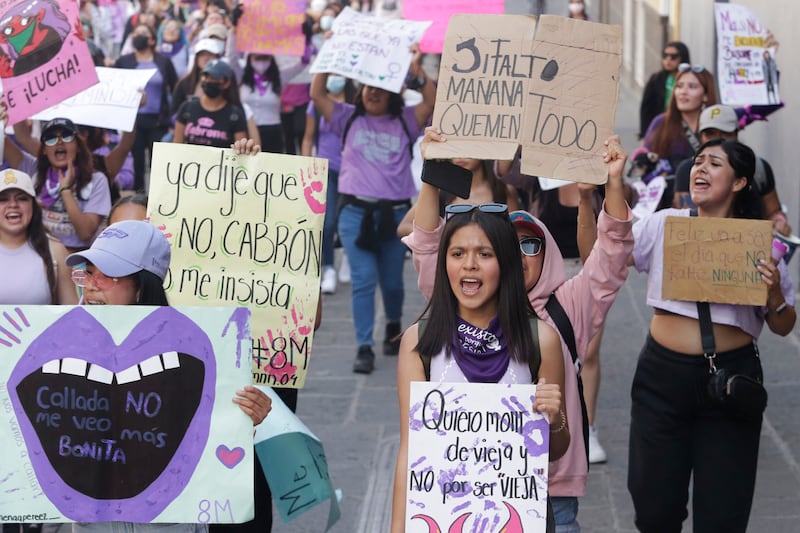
[628,335,763,532]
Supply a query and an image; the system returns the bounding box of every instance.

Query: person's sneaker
[383,321,402,356]
[338,254,351,283]
[321,266,337,294]
[588,425,608,464]
[353,345,375,374]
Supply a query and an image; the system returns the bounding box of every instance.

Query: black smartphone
[420,160,473,199]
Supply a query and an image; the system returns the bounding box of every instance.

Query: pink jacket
[401,203,634,496]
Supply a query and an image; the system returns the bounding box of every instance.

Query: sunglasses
[445,203,508,220]
[71,268,119,290]
[662,52,680,60]
[43,132,75,146]
[519,237,544,257]
[678,63,705,74]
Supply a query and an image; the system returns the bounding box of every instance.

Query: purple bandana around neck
[253,72,270,96]
[39,167,65,208]
[451,315,509,383]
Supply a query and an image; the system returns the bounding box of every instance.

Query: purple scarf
[39,167,65,208]
[253,72,270,96]
[452,315,509,383]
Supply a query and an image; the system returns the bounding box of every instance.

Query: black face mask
[132,34,150,51]
[201,81,223,98]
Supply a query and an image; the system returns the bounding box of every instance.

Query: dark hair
[664,41,691,64]
[28,200,57,302]
[438,161,508,214]
[416,210,538,368]
[242,54,281,96]
[109,192,148,221]
[650,69,718,160]
[134,22,158,44]
[134,270,170,306]
[693,138,762,219]
[35,134,95,201]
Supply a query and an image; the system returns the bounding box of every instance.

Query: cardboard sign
[0,0,99,125]
[31,67,155,132]
[662,216,772,305]
[0,305,254,523]
[147,143,327,388]
[426,14,622,184]
[235,0,307,56]
[402,0,504,54]
[405,382,549,533]
[255,389,340,530]
[715,3,779,106]
[309,7,431,94]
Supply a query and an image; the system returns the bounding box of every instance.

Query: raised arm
[409,45,435,129]
[309,72,334,122]
[104,130,136,179]
[12,120,42,158]
[576,184,597,263]
[602,135,629,220]
[414,127,445,232]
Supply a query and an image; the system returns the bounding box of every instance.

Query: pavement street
[272,81,800,532]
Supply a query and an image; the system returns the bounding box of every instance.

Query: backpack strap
[545,294,580,372]
[417,316,540,382]
[544,292,590,465]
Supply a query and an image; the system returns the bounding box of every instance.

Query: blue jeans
[338,202,408,347]
[322,169,339,268]
[551,496,580,532]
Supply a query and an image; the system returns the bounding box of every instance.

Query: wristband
[549,408,567,433]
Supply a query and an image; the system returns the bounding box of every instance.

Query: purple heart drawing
[350,60,358,66]
[216,445,245,469]
[8,307,217,522]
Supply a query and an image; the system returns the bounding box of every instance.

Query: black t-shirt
[176,99,247,148]
[674,155,775,203]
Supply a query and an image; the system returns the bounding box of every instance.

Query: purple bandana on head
[451,315,509,383]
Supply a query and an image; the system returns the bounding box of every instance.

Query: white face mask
[569,2,584,14]
[251,59,271,74]
[320,15,335,31]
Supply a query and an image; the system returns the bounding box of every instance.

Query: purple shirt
[139,60,163,115]
[306,102,341,171]
[329,101,421,200]
[633,208,794,339]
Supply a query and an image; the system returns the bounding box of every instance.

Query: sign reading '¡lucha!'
[425,14,622,184]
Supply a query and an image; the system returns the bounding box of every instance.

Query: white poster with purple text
[309,7,431,93]
[405,381,549,532]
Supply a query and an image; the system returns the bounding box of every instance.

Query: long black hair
[134,270,170,306]
[28,199,57,303]
[694,138,762,219]
[665,41,691,66]
[241,54,281,96]
[416,209,538,367]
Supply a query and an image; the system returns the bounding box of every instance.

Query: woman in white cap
[65,219,272,532]
[0,168,77,305]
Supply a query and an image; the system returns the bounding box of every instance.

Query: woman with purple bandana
[310,45,435,374]
[2,117,111,251]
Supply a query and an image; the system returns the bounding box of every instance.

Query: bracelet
[549,408,567,434]
[58,186,72,195]
[773,301,789,315]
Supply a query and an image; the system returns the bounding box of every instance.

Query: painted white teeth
[61,358,87,377]
[139,355,164,376]
[115,365,141,384]
[42,360,60,374]
[40,353,181,381]
[162,351,180,369]
[87,364,114,384]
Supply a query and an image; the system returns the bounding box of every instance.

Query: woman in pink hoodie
[401,128,634,530]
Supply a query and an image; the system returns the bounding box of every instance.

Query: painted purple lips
[7,307,217,522]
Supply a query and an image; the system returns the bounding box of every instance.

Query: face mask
[320,15,334,31]
[326,75,346,94]
[251,59,271,74]
[568,2,584,14]
[201,81,223,98]
[132,34,150,51]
